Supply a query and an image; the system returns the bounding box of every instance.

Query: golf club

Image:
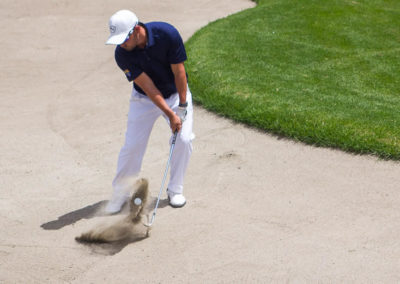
[145,131,178,227]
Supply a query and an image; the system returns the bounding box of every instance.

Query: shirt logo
[124,69,132,81]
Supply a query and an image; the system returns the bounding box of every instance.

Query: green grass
[185,0,400,159]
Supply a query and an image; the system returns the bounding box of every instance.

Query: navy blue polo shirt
[114,22,187,98]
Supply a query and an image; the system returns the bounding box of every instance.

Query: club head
[143,212,156,227]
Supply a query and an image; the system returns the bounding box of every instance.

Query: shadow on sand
[40,200,109,230]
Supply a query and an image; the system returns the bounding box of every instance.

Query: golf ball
[134,198,142,205]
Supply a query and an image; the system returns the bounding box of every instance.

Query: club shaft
[148,132,178,226]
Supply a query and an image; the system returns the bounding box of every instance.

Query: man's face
[120,28,138,51]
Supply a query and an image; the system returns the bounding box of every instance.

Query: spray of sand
[75,178,150,243]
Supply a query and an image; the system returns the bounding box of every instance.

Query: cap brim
[105,32,128,45]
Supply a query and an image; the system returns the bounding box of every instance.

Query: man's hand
[176,102,187,123]
[169,113,182,133]
[170,102,187,132]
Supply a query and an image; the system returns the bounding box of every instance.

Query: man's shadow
[40,200,109,230]
[40,198,170,255]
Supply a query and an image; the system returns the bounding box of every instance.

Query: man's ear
[134,25,141,33]
[133,25,139,38]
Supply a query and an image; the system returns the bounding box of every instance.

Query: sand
[1,0,400,282]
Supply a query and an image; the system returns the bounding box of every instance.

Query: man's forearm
[171,63,187,105]
[148,92,175,118]
[134,71,182,132]
[175,73,187,105]
[134,72,175,118]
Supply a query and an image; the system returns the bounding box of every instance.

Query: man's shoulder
[145,21,178,35]
[146,21,174,29]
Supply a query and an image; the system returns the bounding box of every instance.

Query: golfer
[104,10,193,213]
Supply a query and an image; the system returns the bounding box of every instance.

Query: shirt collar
[143,23,155,47]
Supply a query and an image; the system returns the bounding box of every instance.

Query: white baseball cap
[106,10,139,45]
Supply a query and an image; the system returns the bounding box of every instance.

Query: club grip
[171,131,178,145]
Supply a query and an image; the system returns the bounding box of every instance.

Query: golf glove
[176,102,188,123]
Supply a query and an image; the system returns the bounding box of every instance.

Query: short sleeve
[115,46,143,82]
[167,26,187,64]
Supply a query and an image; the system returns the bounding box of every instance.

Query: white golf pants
[108,86,194,208]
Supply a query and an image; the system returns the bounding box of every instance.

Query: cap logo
[110,25,116,34]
